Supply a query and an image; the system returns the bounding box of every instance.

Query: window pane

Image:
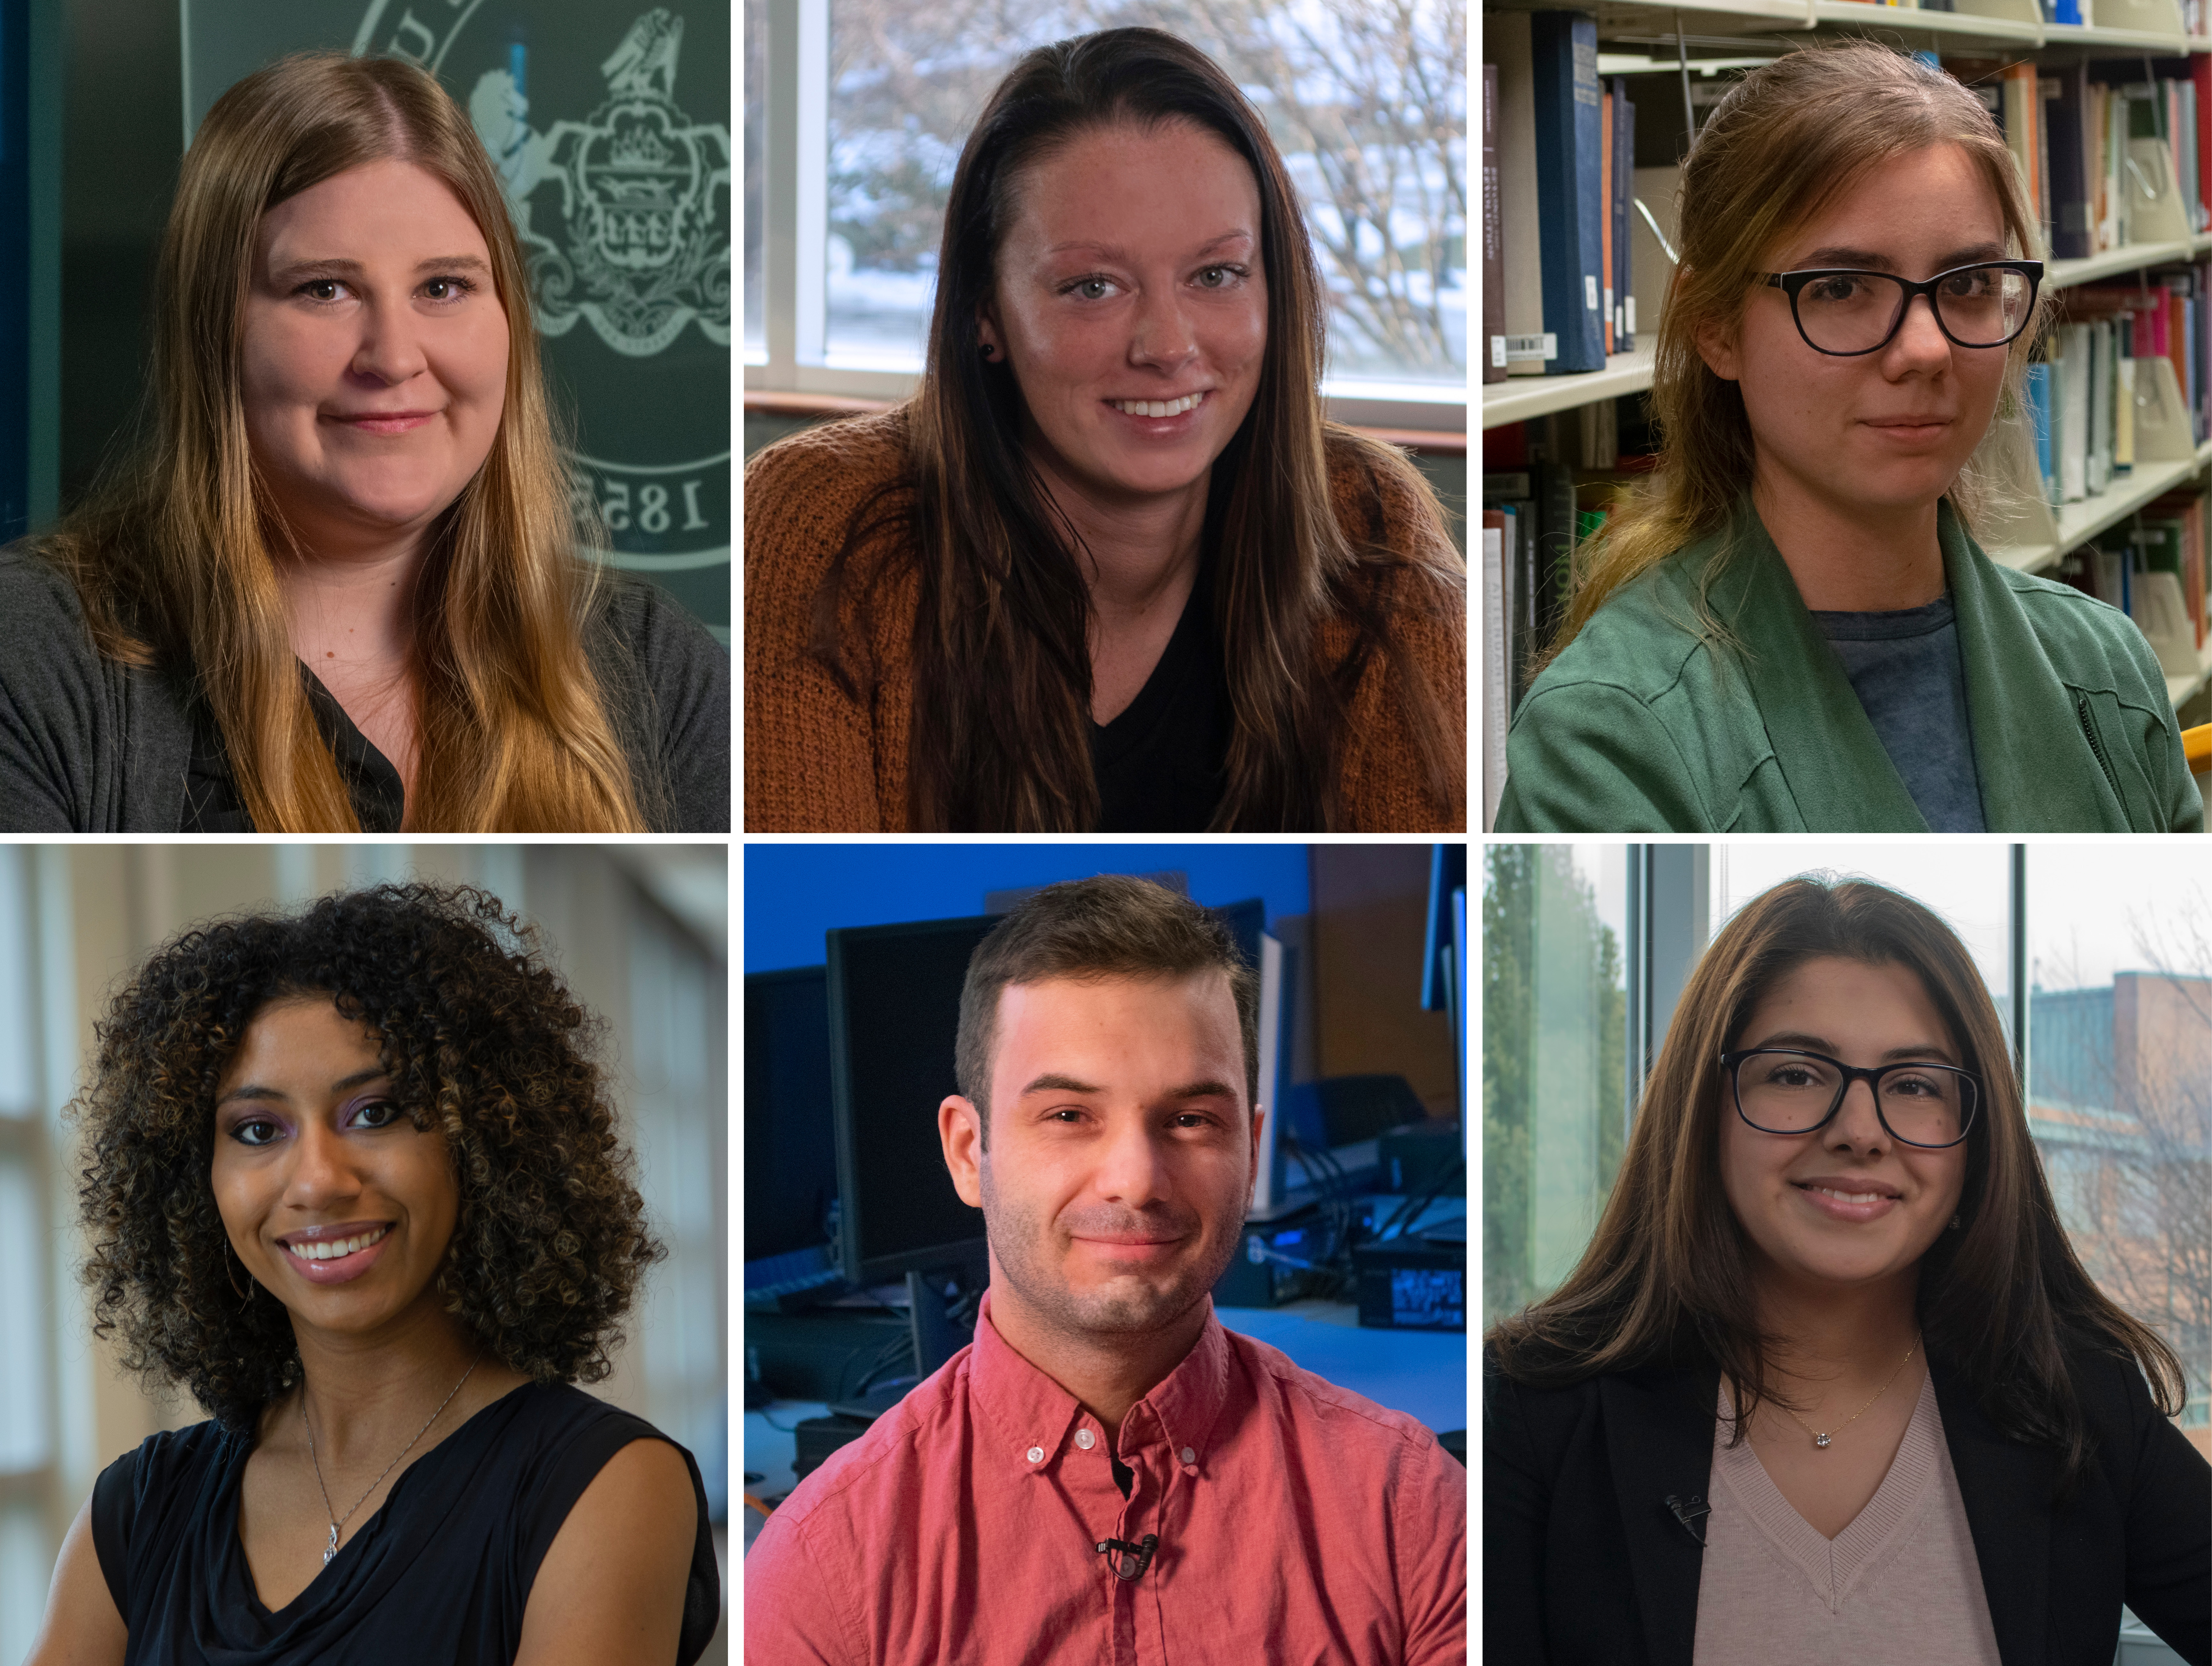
[2026,848,2212,1450]
[1483,845,1627,1330]
[0,1503,46,1666]
[822,0,1466,391]
[1711,845,2012,1027]
[0,848,31,1116]
[0,1159,46,1471]
[746,0,768,356]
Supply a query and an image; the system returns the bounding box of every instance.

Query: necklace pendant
[1814,1432,1832,1448]
[323,1523,339,1565]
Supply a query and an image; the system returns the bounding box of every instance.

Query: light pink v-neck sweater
[1692,1372,2003,1665]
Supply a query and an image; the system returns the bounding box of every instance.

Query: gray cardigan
[0,544,730,832]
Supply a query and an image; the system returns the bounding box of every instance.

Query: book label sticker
[1585,275,1600,311]
[1505,333,1559,363]
[1490,336,1508,367]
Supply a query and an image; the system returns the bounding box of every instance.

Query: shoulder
[91,1418,236,1571]
[1321,429,1457,557]
[0,541,103,674]
[743,410,915,534]
[1534,553,1716,705]
[586,571,729,698]
[1227,1326,1463,1495]
[1986,563,2170,696]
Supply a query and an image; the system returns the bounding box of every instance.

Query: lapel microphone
[1664,1494,1710,1547]
[1095,1534,1159,1580]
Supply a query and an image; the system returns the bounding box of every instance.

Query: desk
[742,1299,1465,1555]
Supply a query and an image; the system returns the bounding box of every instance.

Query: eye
[230,1118,283,1147]
[1885,1071,1944,1098]
[1062,275,1117,301]
[296,278,350,304]
[349,1098,404,1130]
[1194,264,1244,289]
[422,274,478,303]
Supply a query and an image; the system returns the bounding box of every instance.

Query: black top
[1484,1341,2211,1666]
[184,669,407,832]
[0,547,731,832]
[1811,595,1987,833]
[1088,562,1229,832]
[89,1381,721,1666]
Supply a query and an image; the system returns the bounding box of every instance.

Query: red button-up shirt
[745,1290,1466,1664]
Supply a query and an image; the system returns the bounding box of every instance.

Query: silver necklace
[1778,1336,1918,1449]
[301,1354,479,1564]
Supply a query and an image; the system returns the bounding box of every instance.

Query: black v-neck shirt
[185,667,408,833]
[1088,564,1230,832]
[88,1381,719,1666]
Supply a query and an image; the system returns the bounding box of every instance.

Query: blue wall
[744,844,1312,972]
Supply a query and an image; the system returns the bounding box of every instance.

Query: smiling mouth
[282,1224,392,1262]
[1794,1183,1898,1205]
[1108,392,1207,418]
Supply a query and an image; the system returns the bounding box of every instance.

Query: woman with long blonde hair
[744,27,1464,832]
[1494,42,2200,833]
[0,52,728,832]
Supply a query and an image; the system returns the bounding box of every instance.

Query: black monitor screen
[827,915,998,1285]
[743,967,838,1264]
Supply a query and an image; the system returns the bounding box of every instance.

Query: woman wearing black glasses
[1485,876,2209,1664]
[1495,41,2202,832]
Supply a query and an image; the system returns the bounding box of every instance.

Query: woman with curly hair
[25,884,718,1666]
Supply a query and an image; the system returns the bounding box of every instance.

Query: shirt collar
[969,1287,1234,1474]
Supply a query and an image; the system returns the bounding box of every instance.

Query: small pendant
[323,1523,339,1565]
[1814,1432,1832,1448]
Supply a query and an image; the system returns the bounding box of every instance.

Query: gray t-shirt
[0,544,730,832]
[1810,596,1986,833]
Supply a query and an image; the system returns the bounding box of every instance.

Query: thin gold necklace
[1777,1336,1919,1449]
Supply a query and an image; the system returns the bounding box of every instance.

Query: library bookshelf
[1483,0,2212,722]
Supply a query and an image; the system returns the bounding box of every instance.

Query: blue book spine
[2053,0,2080,25]
[1613,77,1634,353]
[1529,11,1607,375]
[2026,363,2055,503]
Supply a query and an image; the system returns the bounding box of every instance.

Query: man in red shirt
[746,875,1467,1663]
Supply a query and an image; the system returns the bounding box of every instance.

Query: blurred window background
[0,845,729,1663]
[745,0,1466,424]
[1483,843,2211,1466]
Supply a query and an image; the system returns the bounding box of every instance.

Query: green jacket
[1495,500,2205,832]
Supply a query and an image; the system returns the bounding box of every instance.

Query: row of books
[2052,489,2210,674]
[1482,13,1639,383]
[1945,54,2209,257]
[1847,0,2202,24]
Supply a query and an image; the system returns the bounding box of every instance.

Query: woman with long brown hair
[0,52,728,832]
[1485,875,2208,1663]
[743,26,1464,832]
[1494,41,2200,833]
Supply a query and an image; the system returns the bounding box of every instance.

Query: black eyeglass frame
[1719,1048,1982,1149]
[1759,260,2045,357]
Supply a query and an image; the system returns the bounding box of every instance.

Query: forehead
[1741,956,1954,1043]
[257,157,489,259]
[1000,119,1261,258]
[1769,142,2005,264]
[991,971,1243,1083]
[216,995,381,1082]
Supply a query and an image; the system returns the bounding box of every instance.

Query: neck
[1751,466,1947,613]
[1024,441,1209,628]
[983,1278,1212,1448]
[280,1292,485,1467]
[1754,1259,1923,1394]
[271,520,431,676]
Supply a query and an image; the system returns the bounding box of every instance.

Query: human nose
[1091,1114,1172,1205]
[282,1119,366,1209]
[1128,287,1197,372]
[1884,288,1952,368]
[1826,1074,1891,1149]
[349,297,431,386]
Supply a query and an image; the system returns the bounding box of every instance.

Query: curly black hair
[74,882,666,1432]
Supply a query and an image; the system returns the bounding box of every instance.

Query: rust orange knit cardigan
[743,410,1466,831]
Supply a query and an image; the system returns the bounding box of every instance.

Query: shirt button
[1074,1429,1096,1450]
[1026,1446,1045,1464]
[1180,1447,1196,1464]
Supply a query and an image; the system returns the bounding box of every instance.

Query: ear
[1245,1103,1267,1210]
[1695,312,1743,382]
[977,302,1005,364]
[940,1094,986,1208]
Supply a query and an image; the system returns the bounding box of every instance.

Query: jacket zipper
[2073,691,2123,811]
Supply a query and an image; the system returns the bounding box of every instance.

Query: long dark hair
[1487,876,2185,1501]
[809,26,1462,831]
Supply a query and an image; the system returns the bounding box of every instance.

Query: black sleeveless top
[89,1382,720,1665]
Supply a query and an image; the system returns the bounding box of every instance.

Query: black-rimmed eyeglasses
[1761,261,2043,356]
[1721,1049,1981,1149]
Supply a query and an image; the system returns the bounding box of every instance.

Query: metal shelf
[1481,348,1659,429]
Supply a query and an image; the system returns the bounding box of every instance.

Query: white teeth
[1805,1186,1889,1204]
[286,1225,389,1262]
[1113,392,1204,417]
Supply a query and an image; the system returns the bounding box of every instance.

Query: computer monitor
[825,915,999,1289]
[743,966,839,1265]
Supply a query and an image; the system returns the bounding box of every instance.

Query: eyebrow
[1790,242,2007,273]
[271,254,494,282]
[1748,1031,1960,1066]
[1017,1073,1240,1100]
[218,1066,390,1108]
[1042,230,1254,261]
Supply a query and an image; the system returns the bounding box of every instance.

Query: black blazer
[1485,1341,2211,1666]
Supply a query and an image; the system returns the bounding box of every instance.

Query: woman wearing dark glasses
[1485,876,2209,1664]
[1495,41,2202,832]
